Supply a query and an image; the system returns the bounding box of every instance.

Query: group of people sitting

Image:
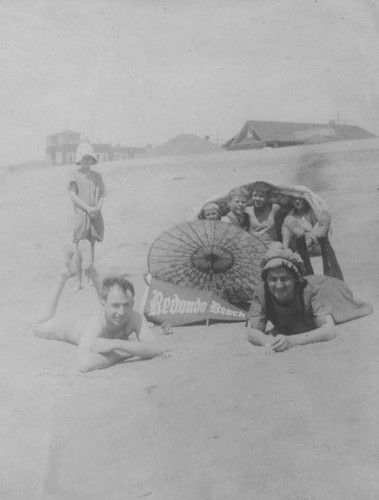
[198,181,372,353]
[200,181,344,281]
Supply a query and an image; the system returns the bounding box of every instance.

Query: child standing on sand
[221,187,250,230]
[68,143,106,289]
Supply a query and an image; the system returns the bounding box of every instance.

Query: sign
[144,278,247,326]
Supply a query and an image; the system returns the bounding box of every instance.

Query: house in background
[111,144,147,160]
[223,120,376,150]
[91,142,112,163]
[46,130,82,165]
[46,130,146,165]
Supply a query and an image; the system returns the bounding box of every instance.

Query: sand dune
[1,139,378,499]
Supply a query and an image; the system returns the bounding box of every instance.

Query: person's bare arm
[267,315,336,353]
[96,195,106,211]
[91,338,163,359]
[77,318,127,372]
[68,190,100,216]
[281,220,292,248]
[91,313,163,360]
[247,325,272,347]
[68,188,90,211]
[266,203,280,226]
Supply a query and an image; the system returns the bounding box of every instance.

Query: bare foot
[71,280,83,291]
[82,273,94,290]
[143,273,152,285]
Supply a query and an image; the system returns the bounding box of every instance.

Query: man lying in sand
[31,250,163,372]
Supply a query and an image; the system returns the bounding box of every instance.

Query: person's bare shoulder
[127,311,143,335]
[73,314,105,343]
[126,311,158,342]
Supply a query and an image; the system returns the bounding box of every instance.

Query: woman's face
[251,190,268,208]
[266,267,296,305]
[293,197,306,210]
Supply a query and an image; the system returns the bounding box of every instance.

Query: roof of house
[47,130,82,138]
[148,134,220,158]
[112,145,146,153]
[224,120,376,148]
[91,143,111,152]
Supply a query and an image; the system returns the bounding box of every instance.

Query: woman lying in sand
[31,249,163,372]
[247,246,372,354]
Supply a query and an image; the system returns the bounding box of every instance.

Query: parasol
[148,220,267,305]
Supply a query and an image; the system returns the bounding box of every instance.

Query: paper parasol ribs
[148,220,267,305]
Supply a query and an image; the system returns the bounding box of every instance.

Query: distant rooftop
[47,130,82,138]
[224,120,376,150]
[148,133,220,158]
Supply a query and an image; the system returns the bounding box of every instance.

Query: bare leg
[282,217,314,275]
[31,253,77,341]
[72,243,83,290]
[282,216,305,249]
[79,239,94,289]
[281,223,292,249]
[85,242,95,289]
[31,271,73,340]
[64,244,80,276]
[88,266,102,301]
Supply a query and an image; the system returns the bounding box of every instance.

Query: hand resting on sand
[265,334,291,354]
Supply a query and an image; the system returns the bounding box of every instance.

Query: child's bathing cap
[75,143,97,165]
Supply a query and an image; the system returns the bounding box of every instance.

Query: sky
[1,0,379,166]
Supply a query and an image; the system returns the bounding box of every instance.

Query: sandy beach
[1,139,378,499]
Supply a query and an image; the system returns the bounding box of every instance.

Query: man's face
[229,195,247,215]
[251,190,268,208]
[266,267,296,305]
[80,155,96,172]
[102,285,134,329]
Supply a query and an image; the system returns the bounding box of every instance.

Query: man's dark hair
[101,275,135,301]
